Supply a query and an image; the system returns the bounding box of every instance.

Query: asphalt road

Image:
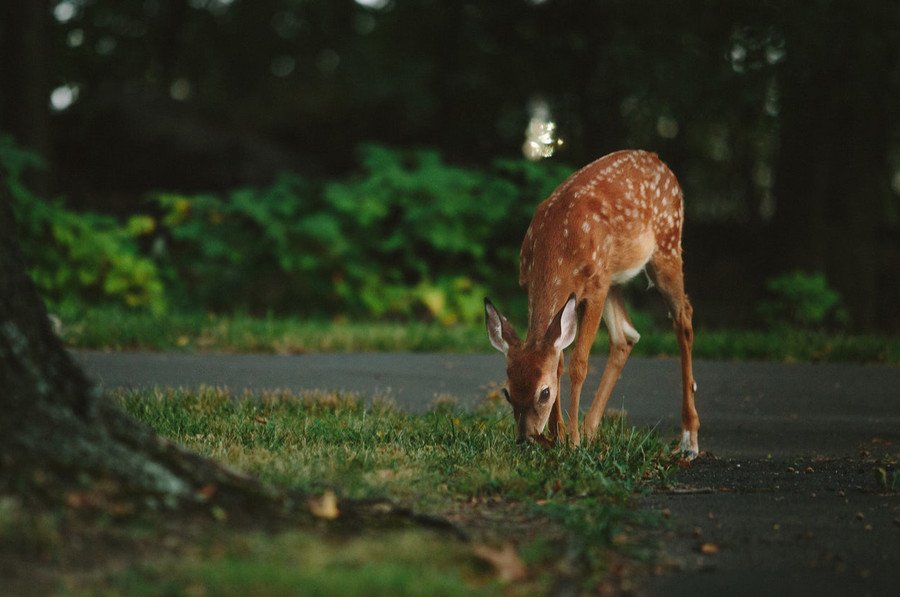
[73,350,899,595]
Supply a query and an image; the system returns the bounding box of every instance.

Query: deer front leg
[566,292,606,446]
[547,353,565,442]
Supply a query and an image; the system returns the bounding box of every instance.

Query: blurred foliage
[152,144,572,322]
[757,271,848,330]
[3,0,898,329]
[2,136,165,313]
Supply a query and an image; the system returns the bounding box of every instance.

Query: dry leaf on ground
[473,542,528,582]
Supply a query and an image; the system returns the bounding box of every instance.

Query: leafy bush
[153,174,329,315]
[5,137,573,322]
[153,145,572,322]
[2,136,166,313]
[757,271,848,330]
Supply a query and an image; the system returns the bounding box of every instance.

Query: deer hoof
[676,430,699,460]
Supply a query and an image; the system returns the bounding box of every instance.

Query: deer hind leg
[648,254,700,459]
[566,291,606,447]
[582,287,639,442]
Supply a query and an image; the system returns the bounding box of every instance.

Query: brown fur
[487,150,700,455]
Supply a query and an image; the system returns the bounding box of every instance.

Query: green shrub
[153,173,330,314]
[757,271,848,330]
[153,145,573,322]
[5,136,574,322]
[1,136,166,313]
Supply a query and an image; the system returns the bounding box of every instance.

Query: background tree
[1,0,897,330]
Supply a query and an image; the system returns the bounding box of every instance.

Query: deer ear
[484,298,520,355]
[545,293,578,351]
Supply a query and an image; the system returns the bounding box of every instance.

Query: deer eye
[538,387,551,403]
[502,388,511,403]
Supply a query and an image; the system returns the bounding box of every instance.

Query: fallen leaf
[473,543,527,582]
[309,490,340,520]
[196,483,217,501]
[699,542,720,555]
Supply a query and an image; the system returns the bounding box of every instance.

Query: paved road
[73,350,899,594]
[74,350,899,458]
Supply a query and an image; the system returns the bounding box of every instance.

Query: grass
[71,387,674,594]
[58,306,900,363]
[107,528,485,597]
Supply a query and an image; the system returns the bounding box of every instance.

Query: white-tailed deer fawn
[485,150,699,459]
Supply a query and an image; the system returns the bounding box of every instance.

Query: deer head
[484,294,578,444]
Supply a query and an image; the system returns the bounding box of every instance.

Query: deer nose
[516,434,535,445]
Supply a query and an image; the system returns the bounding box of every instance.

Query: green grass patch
[107,387,674,593]
[109,528,486,597]
[59,307,899,363]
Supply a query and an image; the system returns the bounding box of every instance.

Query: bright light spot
[522,99,563,161]
[169,78,192,101]
[54,1,78,23]
[656,115,679,139]
[67,29,84,48]
[354,0,390,9]
[766,46,785,65]
[892,171,900,195]
[271,55,296,78]
[50,84,79,111]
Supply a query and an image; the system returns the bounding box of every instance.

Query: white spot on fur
[581,221,590,233]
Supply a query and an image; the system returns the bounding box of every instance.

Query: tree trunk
[0,190,464,538]
[0,190,271,510]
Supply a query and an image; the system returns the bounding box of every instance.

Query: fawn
[484,150,699,459]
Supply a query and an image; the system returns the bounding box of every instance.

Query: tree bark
[0,189,465,538]
[0,190,271,510]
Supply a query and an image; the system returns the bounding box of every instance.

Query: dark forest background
[1,0,898,331]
